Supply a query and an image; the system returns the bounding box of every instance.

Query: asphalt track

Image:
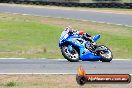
[0,4,132,26]
[0,59,131,74]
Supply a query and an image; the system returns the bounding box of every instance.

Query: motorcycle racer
[64,26,94,43]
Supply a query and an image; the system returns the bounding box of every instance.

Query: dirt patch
[40,17,132,37]
[0,75,91,88]
[0,10,131,37]
[0,75,131,88]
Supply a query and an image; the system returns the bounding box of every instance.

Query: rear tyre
[61,45,79,62]
[99,46,113,62]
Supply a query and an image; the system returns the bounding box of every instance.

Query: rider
[64,26,93,42]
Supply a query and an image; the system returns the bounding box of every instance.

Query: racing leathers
[64,27,93,43]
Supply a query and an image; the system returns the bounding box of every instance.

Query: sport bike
[59,31,113,62]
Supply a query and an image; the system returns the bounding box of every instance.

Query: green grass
[4,81,17,87]
[0,13,131,59]
[0,16,63,58]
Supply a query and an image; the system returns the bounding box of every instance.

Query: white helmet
[64,26,72,32]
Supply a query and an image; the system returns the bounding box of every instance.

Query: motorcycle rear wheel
[99,46,113,62]
[61,45,79,62]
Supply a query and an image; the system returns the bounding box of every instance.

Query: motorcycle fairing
[63,35,102,61]
[80,52,101,61]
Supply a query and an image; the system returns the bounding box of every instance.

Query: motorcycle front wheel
[61,45,79,62]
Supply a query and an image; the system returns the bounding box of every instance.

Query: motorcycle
[59,30,113,62]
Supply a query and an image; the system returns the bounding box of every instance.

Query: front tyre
[99,46,113,62]
[61,45,79,62]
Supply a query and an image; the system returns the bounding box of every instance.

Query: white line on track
[113,59,132,60]
[0,58,131,60]
[3,12,132,28]
[0,58,26,59]
[0,73,76,75]
[0,73,131,75]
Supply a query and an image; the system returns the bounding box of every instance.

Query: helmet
[64,26,72,31]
